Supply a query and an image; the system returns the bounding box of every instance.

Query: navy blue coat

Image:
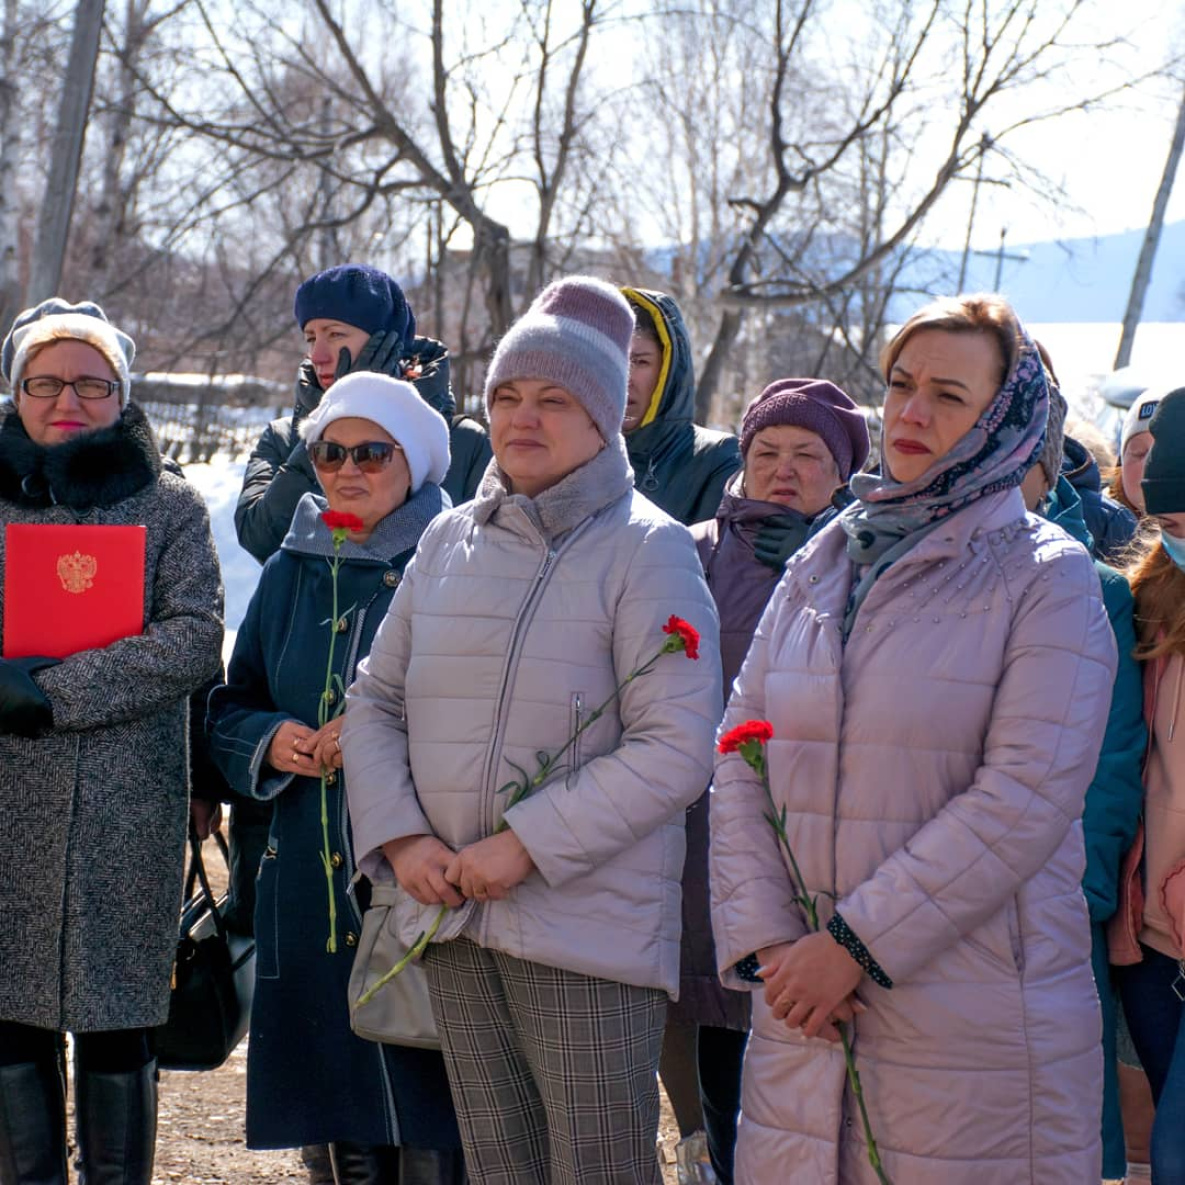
[207,490,460,1152]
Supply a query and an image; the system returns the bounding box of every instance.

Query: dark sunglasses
[307,440,400,473]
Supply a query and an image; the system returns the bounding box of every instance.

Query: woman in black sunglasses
[207,372,464,1184]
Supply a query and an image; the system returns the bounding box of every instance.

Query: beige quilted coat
[343,441,723,994]
[710,488,1117,1184]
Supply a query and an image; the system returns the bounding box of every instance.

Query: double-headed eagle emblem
[56,551,98,594]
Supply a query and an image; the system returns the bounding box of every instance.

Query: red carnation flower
[718,720,774,754]
[321,510,365,533]
[661,615,700,660]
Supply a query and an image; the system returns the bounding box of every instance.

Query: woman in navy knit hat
[234,263,491,565]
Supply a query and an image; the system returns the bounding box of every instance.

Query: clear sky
[917,0,1185,250]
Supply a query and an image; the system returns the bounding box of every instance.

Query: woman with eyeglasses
[0,300,223,1185]
[207,372,464,1185]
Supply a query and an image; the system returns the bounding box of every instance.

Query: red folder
[3,524,146,659]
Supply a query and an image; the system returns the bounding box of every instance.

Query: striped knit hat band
[484,276,634,441]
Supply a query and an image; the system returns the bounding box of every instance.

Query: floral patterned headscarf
[840,328,1049,565]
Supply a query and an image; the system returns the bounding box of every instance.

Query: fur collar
[0,401,162,509]
[472,435,635,543]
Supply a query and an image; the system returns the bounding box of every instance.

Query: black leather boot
[329,1142,401,1184]
[0,1060,68,1185]
[74,1060,157,1185]
[398,1148,467,1185]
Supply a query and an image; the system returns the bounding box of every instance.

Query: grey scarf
[281,484,445,562]
[472,435,635,543]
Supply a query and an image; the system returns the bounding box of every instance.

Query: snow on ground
[183,454,258,661]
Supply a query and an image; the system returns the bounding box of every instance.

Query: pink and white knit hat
[483,276,634,441]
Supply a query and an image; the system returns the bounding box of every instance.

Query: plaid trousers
[422,938,666,1185]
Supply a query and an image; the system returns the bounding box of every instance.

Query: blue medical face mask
[1162,530,1185,572]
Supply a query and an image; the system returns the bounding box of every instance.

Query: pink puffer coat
[710,488,1117,1184]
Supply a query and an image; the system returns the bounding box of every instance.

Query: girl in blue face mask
[1113,389,1185,1184]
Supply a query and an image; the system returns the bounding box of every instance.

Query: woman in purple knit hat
[680,378,869,1184]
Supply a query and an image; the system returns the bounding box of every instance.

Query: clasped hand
[266,718,343,776]
[382,831,536,909]
[758,932,867,1043]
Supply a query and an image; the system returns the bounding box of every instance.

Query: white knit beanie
[300,371,450,493]
[1122,387,1173,456]
[6,302,135,407]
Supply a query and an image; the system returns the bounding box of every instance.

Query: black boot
[74,1060,157,1185]
[0,1060,68,1185]
[303,1144,337,1185]
[398,1148,467,1185]
[329,1142,401,1185]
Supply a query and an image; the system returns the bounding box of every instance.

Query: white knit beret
[301,371,450,493]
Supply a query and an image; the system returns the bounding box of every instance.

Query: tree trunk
[696,308,743,423]
[1115,82,1185,370]
[29,0,106,305]
[0,0,22,329]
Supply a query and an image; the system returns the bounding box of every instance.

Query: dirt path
[132,834,682,1182]
[149,1049,680,1183]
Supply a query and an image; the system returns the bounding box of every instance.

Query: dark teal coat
[1044,473,1144,1178]
[207,490,460,1152]
[621,288,740,525]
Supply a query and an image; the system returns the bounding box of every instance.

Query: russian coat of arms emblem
[56,551,98,594]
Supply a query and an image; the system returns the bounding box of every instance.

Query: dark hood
[620,287,696,431]
[1062,436,1101,495]
[0,401,161,509]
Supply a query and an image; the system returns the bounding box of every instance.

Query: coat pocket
[254,845,280,980]
[1006,895,1025,976]
[1160,859,1185,958]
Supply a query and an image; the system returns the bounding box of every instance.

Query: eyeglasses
[21,376,119,400]
[307,440,401,474]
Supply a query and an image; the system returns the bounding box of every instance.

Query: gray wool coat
[0,403,224,1032]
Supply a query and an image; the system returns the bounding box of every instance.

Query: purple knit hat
[741,378,870,479]
[484,276,634,441]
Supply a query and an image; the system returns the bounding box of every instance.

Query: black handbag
[156,826,256,1071]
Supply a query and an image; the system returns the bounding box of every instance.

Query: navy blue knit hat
[293,264,417,344]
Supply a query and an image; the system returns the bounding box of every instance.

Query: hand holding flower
[308,719,344,771]
[445,830,536,901]
[383,834,466,908]
[763,932,864,1040]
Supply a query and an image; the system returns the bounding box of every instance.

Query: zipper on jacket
[568,692,585,785]
[480,547,558,838]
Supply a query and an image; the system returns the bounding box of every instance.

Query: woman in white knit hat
[1110,386,1178,517]
[207,372,463,1184]
[342,277,723,1184]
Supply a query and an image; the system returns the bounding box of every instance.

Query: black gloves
[0,657,58,737]
[349,330,407,379]
[752,517,811,573]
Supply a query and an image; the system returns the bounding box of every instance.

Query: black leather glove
[347,329,407,380]
[752,517,811,573]
[293,359,323,424]
[0,657,59,737]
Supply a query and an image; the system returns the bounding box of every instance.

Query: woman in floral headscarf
[710,294,1119,1183]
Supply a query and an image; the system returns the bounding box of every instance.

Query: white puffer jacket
[343,440,722,994]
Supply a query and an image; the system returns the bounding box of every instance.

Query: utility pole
[1115,80,1185,370]
[28,0,105,304]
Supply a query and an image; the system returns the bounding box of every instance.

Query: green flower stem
[319,543,346,955]
[742,745,890,1185]
[355,903,446,1008]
